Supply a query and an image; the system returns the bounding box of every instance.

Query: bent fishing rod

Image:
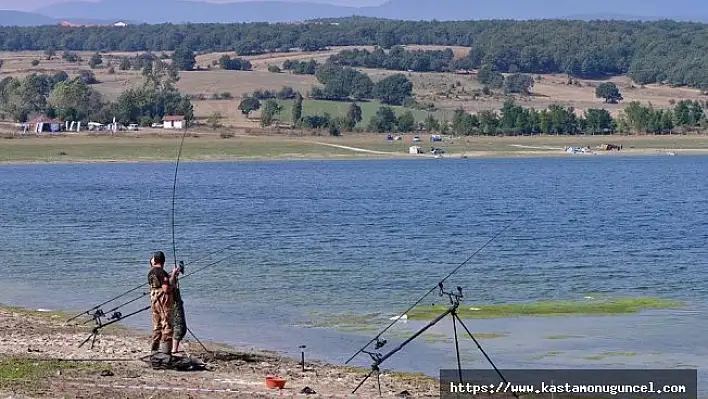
[344,213,524,365]
[171,126,188,273]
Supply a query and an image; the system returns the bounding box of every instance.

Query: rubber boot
[150,341,160,354]
[160,341,173,358]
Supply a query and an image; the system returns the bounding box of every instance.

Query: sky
[3,0,386,12]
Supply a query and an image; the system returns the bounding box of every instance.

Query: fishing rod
[65,238,244,323]
[344,213,524,365]
[171,127,188,272]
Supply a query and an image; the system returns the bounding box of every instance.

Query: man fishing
[147,251,180,356]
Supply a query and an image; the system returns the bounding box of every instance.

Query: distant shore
[0,132,705,165]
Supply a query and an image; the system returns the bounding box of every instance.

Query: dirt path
[0,307,446,398]
[308,142,407,156]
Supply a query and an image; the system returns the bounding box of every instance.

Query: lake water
[1,156,707,394]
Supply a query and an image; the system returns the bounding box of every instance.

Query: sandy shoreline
[0,306,455,398]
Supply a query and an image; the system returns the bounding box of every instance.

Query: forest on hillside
[0,19,707,89]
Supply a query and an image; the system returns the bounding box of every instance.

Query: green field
[274,99,453,127]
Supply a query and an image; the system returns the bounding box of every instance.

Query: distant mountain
[372,0,708,21]
[35,0,366,24]
[0,0,702,26]
[0,10,56,26]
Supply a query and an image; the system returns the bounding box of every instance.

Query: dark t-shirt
[148,267,170,290]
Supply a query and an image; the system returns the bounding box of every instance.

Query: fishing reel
[108,311,123,321]
[362,337,387,364]
[178,260,185,274]
[89,309,105,323]
[439,283,463,306]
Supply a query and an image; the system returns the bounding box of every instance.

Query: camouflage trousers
[172,288,187,342]
[150,290,174,344]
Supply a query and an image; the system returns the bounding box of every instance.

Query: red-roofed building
[26,115,64,133]
[163,115,185,129]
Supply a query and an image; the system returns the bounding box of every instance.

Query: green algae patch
[584,352,638,361]
[422,331,507,344]
[529,351,564,361]
[407,297,681,320]
[544,334,585,340]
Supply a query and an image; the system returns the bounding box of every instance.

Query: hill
[1,18,707,89]
[0,10,56,26]
[31,0,708,24]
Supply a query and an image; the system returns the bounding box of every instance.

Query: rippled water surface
[1,156,706,392]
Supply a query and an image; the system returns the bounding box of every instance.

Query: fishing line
[345,213,524,365]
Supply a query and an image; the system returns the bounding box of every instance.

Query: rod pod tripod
[351,283,518,399]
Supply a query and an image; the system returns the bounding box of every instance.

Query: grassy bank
[1,132,707,164]
[406,297,682,321]
[0,357,103,391]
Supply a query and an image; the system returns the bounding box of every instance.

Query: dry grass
[176,69,318,97]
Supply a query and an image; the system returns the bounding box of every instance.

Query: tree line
[0,65,193,126]
[0,19,707,88]
[446,99,707,136]
[327,46,457,73]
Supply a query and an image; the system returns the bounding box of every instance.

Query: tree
[584,108,614,134]
[88,53,103,69]
[268,65,281,73]
[44,47,56,60]
[595,82,623,103]
[347,103,362,128]
[238,97,261,115]
[424,114,440,132]
[373,74,413,105]
[368,106,397,132]
[62,51,79,63]
[315,65,373,100]
[119,57,131,71]
[276,86,296,100]
[260,99,282,127]
[47,78,102,122]
[504,73,534,95]
[396,110,415,132]
[172,46,196,71]
[292,93,303,125]
[219,55,252,71]
[78,70,98,84]
[207,112,222,130]
[477,65,504,89]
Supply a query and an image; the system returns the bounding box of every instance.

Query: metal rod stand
[351,285,517,399]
